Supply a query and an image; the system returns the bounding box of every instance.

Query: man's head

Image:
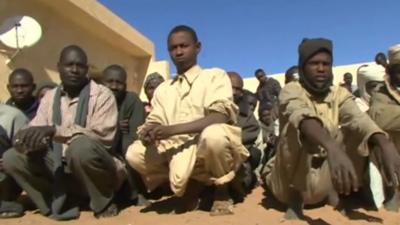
[255,68,267,84]
[343,72,353,85]
[102,64,127,101]
[258,102,276,126]
[387,44,400,89]
[57,45,89,92]
[7,68,36,105]
[36,82,57,102]
[227,71,243,104]
[375,52,388,68]
[243,90,258,112]
[357,64,385,103]
[144,72,165,102]
[298,38,333,96]
[284,66,299,84]
[167,25,201,74]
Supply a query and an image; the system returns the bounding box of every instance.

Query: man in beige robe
[126,25,248,216]
[369,44,400,211]
[263,38,400,221]
[370,44,400,152]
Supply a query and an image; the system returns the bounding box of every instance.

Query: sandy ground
[2,187,399,225]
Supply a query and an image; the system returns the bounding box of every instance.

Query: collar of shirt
[172,65,202,85]
[7,97,39,113]
[300,82,335,104]
[26,99,39,114]
[60,80,98,104]
[183,64,202,83]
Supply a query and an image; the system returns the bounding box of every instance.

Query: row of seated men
[0,24,399,222]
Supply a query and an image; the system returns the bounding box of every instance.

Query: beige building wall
[243,62,374,92]
[0,0,154,101]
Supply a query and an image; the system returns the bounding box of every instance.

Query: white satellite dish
[0,15,42,49]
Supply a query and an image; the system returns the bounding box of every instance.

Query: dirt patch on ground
[2,187,398,225]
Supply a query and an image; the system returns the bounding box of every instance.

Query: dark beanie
[298,38,333,68]
[144,72,165,89]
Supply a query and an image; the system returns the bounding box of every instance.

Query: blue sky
[99,0,399,77]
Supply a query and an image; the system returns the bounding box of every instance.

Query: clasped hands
[12,126,56,153]
[139,123,174,146]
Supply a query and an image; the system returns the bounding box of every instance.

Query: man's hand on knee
[381,145,400,187]
[327,147,358,196]
[148,125,174,140]
[13,126,55,153]
[139,123,161,146]
[299,118,358,195]
[370,133,400,187]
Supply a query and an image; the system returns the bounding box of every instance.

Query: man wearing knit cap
[262,38,400,220]
[143,72,165,115]
[370,44,400,211]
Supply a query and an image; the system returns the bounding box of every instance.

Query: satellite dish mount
[0,16,42,64]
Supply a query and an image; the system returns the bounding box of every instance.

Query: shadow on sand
[259,188,383,225]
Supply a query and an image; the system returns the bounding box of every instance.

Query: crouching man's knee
[3,149,24,175]
[199,124,229,157]
[125,141,146,174]
[66,136,100,167]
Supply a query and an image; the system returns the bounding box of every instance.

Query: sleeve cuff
[289,110,324,150]
[207,100,238,124]
[358,130,388,157]
[289,109,321,129]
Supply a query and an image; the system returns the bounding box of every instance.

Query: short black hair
[102,64,127,81]
[168,25,198,43]
[59,44,87,63]
[254,68,265,75]
[9,68,34,83]
[375,52,386,60]
[36,82,57,97]
[343,72,352,77]
[258,101,274,117]
[375,52,387,67]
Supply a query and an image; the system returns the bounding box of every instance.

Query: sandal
[94,203,118,219]
[0,201,24,219]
